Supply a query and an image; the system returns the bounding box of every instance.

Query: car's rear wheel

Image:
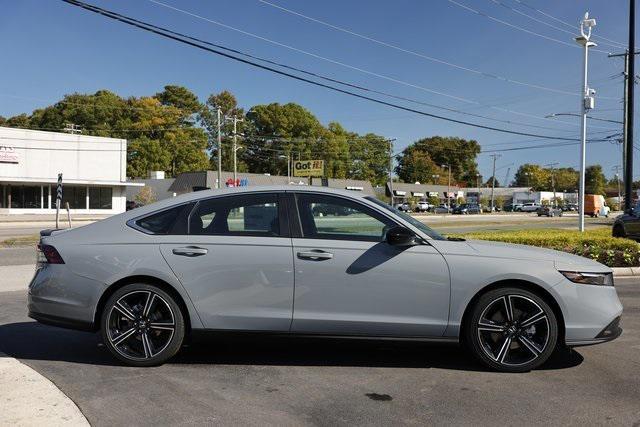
[101,284,185,367]
[465,287,558,373]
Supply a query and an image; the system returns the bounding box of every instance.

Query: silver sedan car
[28,186,622,372]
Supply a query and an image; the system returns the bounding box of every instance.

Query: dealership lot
[0,274,638,425]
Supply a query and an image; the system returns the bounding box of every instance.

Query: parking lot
[0,276,638,425]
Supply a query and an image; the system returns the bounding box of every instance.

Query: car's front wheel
[101,284,185,366]
[465,287,558,373]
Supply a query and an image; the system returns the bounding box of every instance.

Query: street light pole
[626,0,636,212]
[575,12,597,232]
[388,139,395,206]
[489,154,500,212]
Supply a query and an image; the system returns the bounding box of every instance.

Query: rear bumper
[28,310,94,331]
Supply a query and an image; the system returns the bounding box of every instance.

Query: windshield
[365,197,445,240]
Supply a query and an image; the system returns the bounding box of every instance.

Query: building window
[61,186,87,209]
[10,185,42,209]
[89,187,113,209]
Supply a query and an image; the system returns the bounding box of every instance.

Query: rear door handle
[297,250,333,260]
[172,246,208,257]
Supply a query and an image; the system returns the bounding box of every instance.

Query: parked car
[126,200,141,211]
[613,202,640,240]
[414,201,431,213]
[561,204,577,212]
[30,186,622,372]
[537,206,563,217]
[520,203,541,212]
[503,204,515,212]
[512,203,524,212]
[453,203,481,215]
[394,202,411,212]
[433,204,451,214]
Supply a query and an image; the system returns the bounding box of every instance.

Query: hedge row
[451,228,640,268]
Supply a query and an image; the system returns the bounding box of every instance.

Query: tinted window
[89,187,113,209]
[296,193,394,241]
[135,204,189,235]
[189,193,281,237]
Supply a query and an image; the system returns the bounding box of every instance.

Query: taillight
[37,244,65,264]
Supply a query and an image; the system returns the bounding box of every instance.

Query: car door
[159,192,294,331]
[625,202,640,238]
[289,192,450,337]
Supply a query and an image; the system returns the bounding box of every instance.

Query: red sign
[0,146,18,163]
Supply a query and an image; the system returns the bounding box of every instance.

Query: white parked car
[520,203,541,212]
[415,201,431,212]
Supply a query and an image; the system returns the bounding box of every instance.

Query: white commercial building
[0,126,142,215]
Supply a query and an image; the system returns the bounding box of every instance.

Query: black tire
[464,287,558,373]
[613,224,626,238]
[101,283,185,367]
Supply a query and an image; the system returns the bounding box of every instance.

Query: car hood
[461,239,610,272]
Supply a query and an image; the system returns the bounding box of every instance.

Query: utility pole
[442,164,451,208]
[545,162,559,208]
[489,154,501,212]
[613,165,623,208]
[388,139,395,206]
[627,0,636,212]
[608,49,640,204]
[225,115,244,183]
[476,173,481,205]
[575,12,597,232]
[216,107,222,189]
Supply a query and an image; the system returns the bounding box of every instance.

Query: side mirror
[386,226,417,247]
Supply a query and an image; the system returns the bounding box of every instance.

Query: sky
[0,0,635,183]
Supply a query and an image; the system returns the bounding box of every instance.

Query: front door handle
[297,250,333,260]
[172,246,208,257]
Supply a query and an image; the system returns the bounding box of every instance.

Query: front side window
[296,193,394,242]
[366,196,444,240]
[189,193,281,237]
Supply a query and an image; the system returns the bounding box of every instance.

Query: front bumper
[565,316,622,347]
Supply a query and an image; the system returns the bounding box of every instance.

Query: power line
[446,0,611,54]
[61,0,597,142]
[146,0,621,128]
[486,0,624,49]
[257,0,587,97]
[512,0,626,47]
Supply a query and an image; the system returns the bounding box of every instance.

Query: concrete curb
[612,267,640,278]
[0,353,89,426]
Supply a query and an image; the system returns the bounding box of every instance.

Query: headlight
[560,271,614,286]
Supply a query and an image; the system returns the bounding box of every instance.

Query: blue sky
[0,0,635,182]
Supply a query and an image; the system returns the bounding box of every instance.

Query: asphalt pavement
[0,279,638,426]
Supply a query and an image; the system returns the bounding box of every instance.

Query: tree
[553,167,578,192]
[135,186,157,205]
[348,132,391,186]
[585,165,606,195]
[513,164,551,190]
[485,176,500,188]
[0,116,6,126]
[395,136,481,186]
[200,90,247,173]
[5,113,31,128]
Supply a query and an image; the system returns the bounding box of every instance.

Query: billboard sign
[293,159,324,177]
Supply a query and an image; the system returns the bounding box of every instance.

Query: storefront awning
[412,192,425,197]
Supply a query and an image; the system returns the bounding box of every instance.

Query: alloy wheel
[476,295,550,367]
[107,290,176,361]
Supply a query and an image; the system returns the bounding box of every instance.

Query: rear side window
[134,204,191,235]
[189,193,282,237]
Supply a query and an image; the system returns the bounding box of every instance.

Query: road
[0,279,638,426]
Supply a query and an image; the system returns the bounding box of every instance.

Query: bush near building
[450,228,640,268]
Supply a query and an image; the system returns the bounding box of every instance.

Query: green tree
[349,132,391,186]
[395,136,481,186]
[5,113,31,128]
[0,116,6,126]
[513,164,551,190]
[553,167,579,192]
[585,165,606,195]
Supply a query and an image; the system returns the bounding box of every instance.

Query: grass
[449,228,640,268]
[1,235,39,247]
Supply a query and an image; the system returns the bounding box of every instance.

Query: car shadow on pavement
[0,321,584,372]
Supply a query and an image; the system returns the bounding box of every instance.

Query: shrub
[450,228,640,267]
